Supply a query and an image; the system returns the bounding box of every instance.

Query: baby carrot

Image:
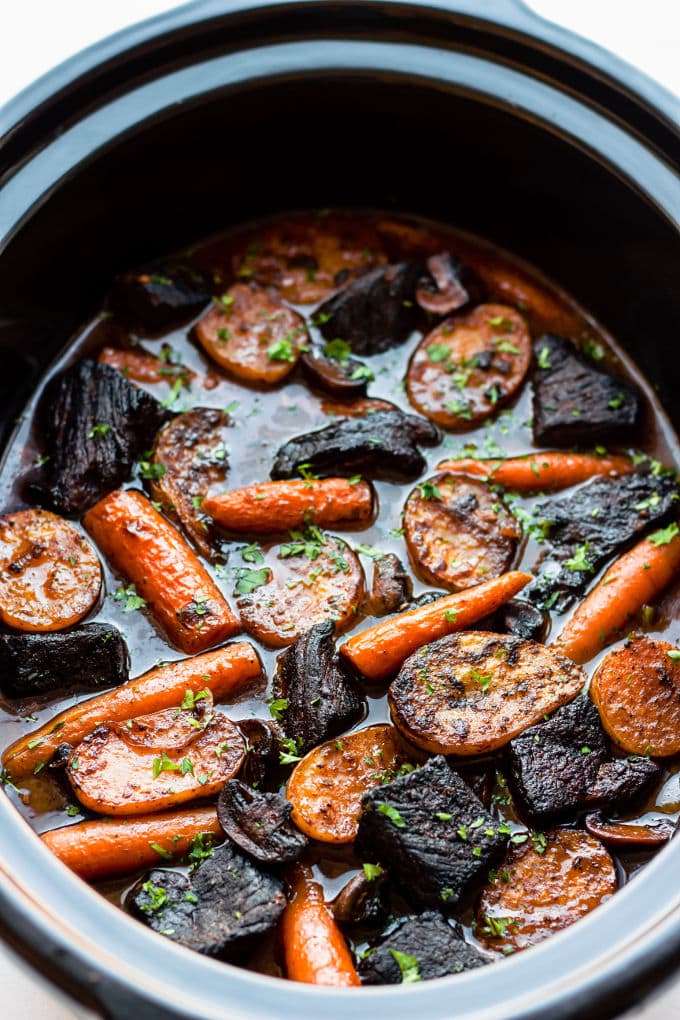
[3,641,262,777]
[340,570,531,681]
[98,346,194,386]
[281,864,360,986]
[203,478,374,534]
[84,488,240,653]
[436,452,634,492]
[41,806,222,880]
[554,524,680,664]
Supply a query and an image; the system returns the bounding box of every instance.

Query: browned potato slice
[320,397,397,419]
[194,283,308,384]
[286,724,407,843]
[406,303,531,428]
[150,407,231,558]
[388,631,585,755]
[0,510,102,632]
[476,829,616,953]
[235,534,364,648]
[584,812,673,847]
[403,473,521,591]
[591,636,680,756]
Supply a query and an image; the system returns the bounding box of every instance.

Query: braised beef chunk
[508,695,661,822]
[0,624,129,699]
[301,346,371,399]
[358,912,488,984]
[236,719,279,791]
[316,262,423,355]
[108,266,209,334]
[355,756,508,910]
[331,868,389,929]
[494,599,548,642]
[415,252,483,316]
[271,410,441,482]
[368,553,413,615]
[217,780,308,864]
[31,360,170,515]
[275,620,365,751]
[127,842,285,958]
[528,473,680,611]
[532,334,641,445]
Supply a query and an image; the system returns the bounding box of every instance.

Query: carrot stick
[340,570,532,681]
[3,641,262,778]
[84,488,240,653]
[203,478,374,534]
[41,806,222,880]
[98,346,193,385]
[281,865,360,987]
[436,452,634,492]
[554,524,680,664]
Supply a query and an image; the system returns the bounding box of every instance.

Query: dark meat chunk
[508,695,661,823]
[108,265,209,334]
[358,912,487,984]
[271,410,441,483]
[31,360,170,515]
[528,472,680,612]
[532,334,641,445]
[331,868,389,929]
[355,756,508,910]
[301,345,371,399]
[275,620,365,751]
[494,599,548,642]
[216,779,308,864]
[415,252,483,316]
[127,841,285,959]
[48,742,75,770]
[0,623,129,699]
[367,553,413,615]
[316,262,423,355]
[236,719,280,791]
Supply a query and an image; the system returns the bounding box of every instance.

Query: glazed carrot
[281,865,360,987]
[41,806,222,880]
[3,641,262,777]
[203,478,374,534]
[554,524,680,664]
[98,346,193,385]
[436,452,634,492]
[84,488,240,653]
[340,570,531,681]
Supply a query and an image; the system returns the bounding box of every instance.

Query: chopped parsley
[417,481,442,501]
[232,567,270,595]
[389,949,421,984]
[111,584,147,612]
[649,523,679,546]
[362,863,384,882]
[377,803,405,828]
[87,423,111,439]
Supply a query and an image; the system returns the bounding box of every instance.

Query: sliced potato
[388,631,585,755]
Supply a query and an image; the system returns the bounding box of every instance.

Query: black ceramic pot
[0,2,679,1018]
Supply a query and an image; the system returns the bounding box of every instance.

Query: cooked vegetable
[476,829,617,953]
[30,360,170,515]
[280,864,361,986]
[591,635,680,756]
[331,868,388,928]
[149,408,231,559]
[356,756,508,910]
[508,695,660,823]
[203,478,374,535]
[319,396,396,419]
[406,304,531,428]
[108,265,209,333]
[436,451,635,492]
[3,641,261,778]
[127,840,286,958]
[301,346,372,399]
[493,599,547,642]
[340,570,531,682]
[389,632,585,755]
[0,510,102,632]
[275,620,365,751]
[403,473,520,591]
[584,812,674,847]
[235,534,364,648]
[41,806,222,880]
[216,779,308,864]
[0,623,128,698]
[532,334,641,445]
[358,912,487,984]
[415,252,483,316]
[366,553,412,616]
[271,409,441,482]
[554,526,680,664]
[194,283,308,384]
[236,719,279,791]
[98,345,195,386]
[286,724,406,844]
[84,488,240,653]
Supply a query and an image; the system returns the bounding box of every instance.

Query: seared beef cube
[108,265,209,334]
[532,334,641,445]
[358,912,487,984]
[415,252,484,316]
[586,757,661,807]
[494,599,548,642]
[275,620,365,751]
[271,410,441,482]
[0,623,129,699]
[217,780,308,865]
[127,841,285,959]
[355,756,508,910]
[301,346,371,399]
[316,262,422,355]
[368,553,413,615]
[31,360,170,515]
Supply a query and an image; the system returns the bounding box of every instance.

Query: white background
[1,1,679,1017]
